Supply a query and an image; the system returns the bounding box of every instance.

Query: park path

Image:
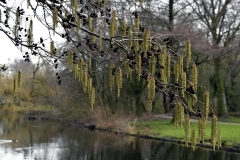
[151,114,240,126]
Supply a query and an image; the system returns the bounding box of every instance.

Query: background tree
[0,0,225,148]
[181,0,240,117]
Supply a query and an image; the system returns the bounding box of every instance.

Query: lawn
[135,120,240,147]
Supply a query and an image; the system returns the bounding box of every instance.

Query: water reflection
[0,114,239,160]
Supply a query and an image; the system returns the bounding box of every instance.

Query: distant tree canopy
[0,0,222,149]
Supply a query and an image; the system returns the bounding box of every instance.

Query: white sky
[0,32,23,65]
[0,0,63,66]
[0,23,62,65]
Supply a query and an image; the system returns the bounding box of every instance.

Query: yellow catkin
[159,53,166,83]
[178,56,183,76]
[184,114,190,147]
[103,0,107,9]
[89,17,93,31]
[70,0,75,9]
[109,10,118,37]
[211,115,218,150]
[143,29,150,54]
[186,40,191,69]
[125,61,131,78]
[78,58,83,82]
[174,63,179,84]
[68,50,73,70]
[198,117,206,143]
[17,70,21,88]
[166,54,171,83]
[116,68,122,97]
[203,91,209,120]
[174,104,179,128]
[71,0,78,13]
[191,64,198,91]
[187,93,193,111]
[73,64,78,79]
[136,54,142,81]
[74,0,78,13]
[174,102,184,128]
[128,26,132,48]
[147,76,155,106]
[113,11,118,35]
[121,19,127,37]
[14,25,18,38]
[134,16,139,32]
[76,16,81,32]
[150,55,156,75]
[154,45,159,52]
[109,20,114,38]
[101,17,105,29]
[53,7,58,35]
[109,64,115,91]
[217,127,222,149]
[191,128,196,150]
[83,65,88,93]
[181,71,186,97]
[88,78,92,94]
[134,41,139,53]
[50,41,54,55]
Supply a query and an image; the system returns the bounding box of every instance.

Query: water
[0,114,239,160]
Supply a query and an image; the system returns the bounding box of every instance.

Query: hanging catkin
[147,76,155,106]
[185,40,191,69]
[116,68,122,97]
[211,115,218,149]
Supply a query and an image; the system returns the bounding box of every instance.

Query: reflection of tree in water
[0,114,239,159]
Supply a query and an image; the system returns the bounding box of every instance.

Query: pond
[0,114,239,160]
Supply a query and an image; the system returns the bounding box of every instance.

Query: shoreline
[80,122,240,154]
[5,112,240,154]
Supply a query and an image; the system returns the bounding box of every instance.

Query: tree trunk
[163,93,168,113]
[215,60,228,117]
[136,94,143,116]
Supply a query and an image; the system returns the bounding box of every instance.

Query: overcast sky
[0,0,64,66]
[0,32,23,65]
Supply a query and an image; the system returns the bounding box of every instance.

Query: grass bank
[135,120,240,147]
[2,105,240,150]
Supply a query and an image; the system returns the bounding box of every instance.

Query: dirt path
[150,114,240,125]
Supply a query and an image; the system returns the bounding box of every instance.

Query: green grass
[218,116,240,123]
[135,120,240,147]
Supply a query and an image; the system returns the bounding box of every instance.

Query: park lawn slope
[135,120,240,147]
